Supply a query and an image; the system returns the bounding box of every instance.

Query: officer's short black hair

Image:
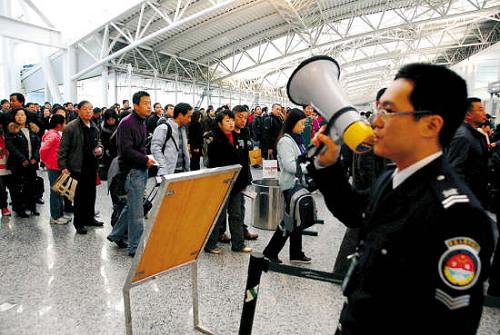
[394,63,467,147]
[232,105,247,115]
[132,91,149,106]
[153,102,162,109]
[122,99,129,104]
[48,114,65,129]
[10,93,25,105]
[375,88,387,102]
[216,109,234,124]
[1,99,8,105]
[466,97,482,113]
[173,102,192,119]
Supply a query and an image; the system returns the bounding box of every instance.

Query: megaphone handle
[306,122,341,159]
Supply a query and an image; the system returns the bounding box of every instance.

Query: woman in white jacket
[263,108,311,264]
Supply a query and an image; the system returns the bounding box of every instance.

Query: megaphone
[287,55,373,154]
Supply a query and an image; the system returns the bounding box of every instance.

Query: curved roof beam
[209,3,500,83]
[72,0,238,80]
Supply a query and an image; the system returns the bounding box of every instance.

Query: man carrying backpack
[151,102,192,176]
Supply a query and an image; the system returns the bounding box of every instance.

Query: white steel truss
[61,0,500,103]
[207,0,500,103]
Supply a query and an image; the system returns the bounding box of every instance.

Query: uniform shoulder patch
[432,175,469,209]
[438,237,481,291]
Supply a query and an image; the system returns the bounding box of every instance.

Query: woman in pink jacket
[40,114,70,225]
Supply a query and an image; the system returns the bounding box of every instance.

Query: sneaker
[204,247,222,254]
[50,217,69,225]
[63,215,72,222]
[2,208,11,216]
[290,254,312,264]
[232,246,252,253]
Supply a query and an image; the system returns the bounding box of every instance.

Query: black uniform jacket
[309,155,493,335]
[447,123,489,205]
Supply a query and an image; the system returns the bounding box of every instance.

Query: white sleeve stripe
[442,195,469,206]
[443,198,470,209]
[435,289,471,310]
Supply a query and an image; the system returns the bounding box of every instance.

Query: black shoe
[76,227,88,235]
[128,251,136,257]
[107,236,127,249]
[30,211,40,216]
[36,198,44,205]
[264,253,282,264]
[86,219,104,227]
[244,230,259,240]
[16,211,29,218]
[218,233,231,244]
[290,254,312,264]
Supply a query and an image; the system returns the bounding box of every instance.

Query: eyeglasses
[375,109,433,121]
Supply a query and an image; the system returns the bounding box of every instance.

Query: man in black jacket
[251,105,263,147]
[58,100,103,234]
[233,105,258,240]
[447,97,489,205]
[261,103,284,159]
[309,63,493,334]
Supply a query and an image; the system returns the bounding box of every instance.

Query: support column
[153,70,158,103]
[109,69,117,105]
[101,66,109,107]
[40,48,62,103]
[174,75,178,104]
[63,46,77,102]
[127,64,133,101]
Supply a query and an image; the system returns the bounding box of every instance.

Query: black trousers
[190,151,201,171]
[488,212,500,293]
[73,167,96,229]
[11,166,37,212]
[0,174,13,209]
[263,189,304,258]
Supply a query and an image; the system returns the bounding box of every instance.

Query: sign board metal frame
[122,165,241,335]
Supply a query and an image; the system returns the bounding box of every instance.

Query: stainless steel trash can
[252,179,283,230]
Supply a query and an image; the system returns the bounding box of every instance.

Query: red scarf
[224,131,234,145]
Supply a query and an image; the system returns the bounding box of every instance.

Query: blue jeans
[108,169,148,253]
[47,169,64,219]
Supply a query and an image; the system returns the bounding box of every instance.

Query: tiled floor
[1,168,500,334]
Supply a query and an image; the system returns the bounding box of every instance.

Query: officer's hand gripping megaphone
[287,55,373,155]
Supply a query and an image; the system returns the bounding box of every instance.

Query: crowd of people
[0,91,327,257]
[3,61,500,334]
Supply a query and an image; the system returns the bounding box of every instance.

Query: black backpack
[146,122,172,155]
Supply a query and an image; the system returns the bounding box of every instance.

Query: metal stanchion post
[239,252,269,335]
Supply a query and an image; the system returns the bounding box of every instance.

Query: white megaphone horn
[287,55,373,154]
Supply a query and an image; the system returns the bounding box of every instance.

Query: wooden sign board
[130,165,240,284]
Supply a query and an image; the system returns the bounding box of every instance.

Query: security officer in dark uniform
[308,63,494,334]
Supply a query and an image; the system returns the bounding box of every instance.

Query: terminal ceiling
[73,0,500,104]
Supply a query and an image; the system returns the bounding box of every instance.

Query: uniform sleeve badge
[438,237,481,291]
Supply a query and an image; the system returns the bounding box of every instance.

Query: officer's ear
[420,114,443,139]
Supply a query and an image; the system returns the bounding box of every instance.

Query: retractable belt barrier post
[239,252,343,334]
